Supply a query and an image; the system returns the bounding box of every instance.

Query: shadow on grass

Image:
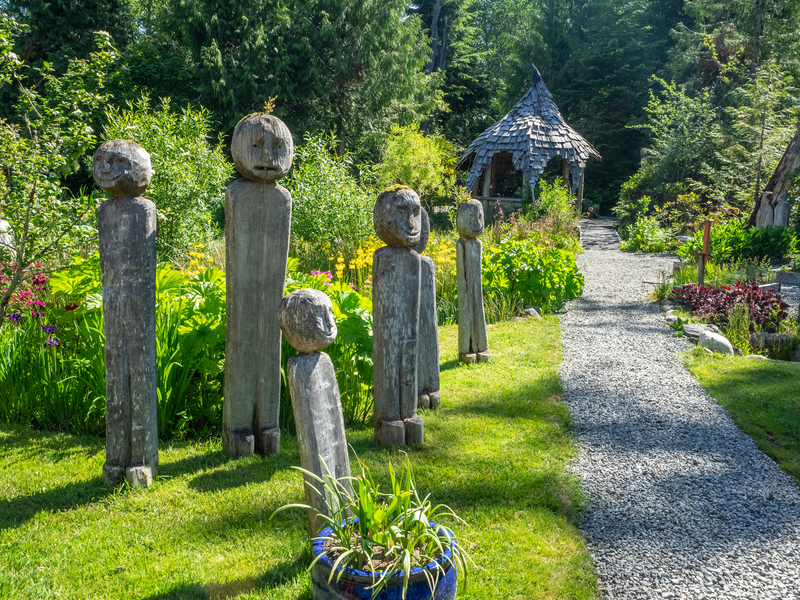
[142,551,311,600]
[0,476,112,530]
[186,447,302,493]
[0,423,104,461]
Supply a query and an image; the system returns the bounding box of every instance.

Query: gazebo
[456,65,601,215]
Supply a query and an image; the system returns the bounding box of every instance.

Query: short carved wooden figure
[411,208,441,410]
[372,187,424,445]
[756,191,775,228]
[456,199,490,363]
[279,289,352,535]
[94,140,158,488]
[773,192,791,228]
[224,114,294,457]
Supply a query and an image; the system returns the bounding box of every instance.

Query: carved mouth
[254,166,279,175]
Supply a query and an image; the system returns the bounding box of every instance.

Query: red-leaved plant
[673,282,788,331]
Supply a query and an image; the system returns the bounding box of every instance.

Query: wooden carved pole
[94,140,158,488]
[224,114,294,457]
[691,220,713,287]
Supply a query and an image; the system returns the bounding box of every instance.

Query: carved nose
[102,158,112,173]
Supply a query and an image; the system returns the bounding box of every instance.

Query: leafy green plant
[285,134,377,270]
[677,220,796,262]
[0,18,115,315]
[612,194,651,234]
[483,241,584,312]
[620,216,670,253]
[377,123,456,210]
[272,452,472,599]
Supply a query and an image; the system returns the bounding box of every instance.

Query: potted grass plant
[272,453,473,600]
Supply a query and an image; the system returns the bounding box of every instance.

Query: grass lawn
[685,347,800,480]
[0,318,598,600]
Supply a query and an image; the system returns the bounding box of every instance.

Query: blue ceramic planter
[309,521,458,600]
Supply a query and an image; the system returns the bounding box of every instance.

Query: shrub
[673,282,788,332]
[612,194,651,235]
[677,220,796,262]
[620,216,670,253]
[285,134,376,269]
[102,96,234,258]
[483,241,584,312]
[377,123,456,210]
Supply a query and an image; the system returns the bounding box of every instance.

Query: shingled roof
[456,66,601,194]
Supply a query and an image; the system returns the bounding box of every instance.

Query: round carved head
[373,188,422,247]
[457,199,484,238]
[279,289,337,353]
[761,191,774,206]
[410,207,430,254]
[92,140,152,197]
[231,114,293,182]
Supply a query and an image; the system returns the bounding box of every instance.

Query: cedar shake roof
[456,65,601,192]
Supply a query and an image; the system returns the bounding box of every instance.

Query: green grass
[685,347,800,480]
[0,319,598,599]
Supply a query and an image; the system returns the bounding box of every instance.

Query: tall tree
[4,0,135,67]
[162,0,435,148]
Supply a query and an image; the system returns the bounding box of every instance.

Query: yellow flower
[189,260,198,266]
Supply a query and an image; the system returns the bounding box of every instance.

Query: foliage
[620,216,670,253]
[285,134,377,269]
[101,95,234,257]
[677,220,797,262]
[0,19,115,315]
[162,0,439,146]
[4,0,136,68]
[483,241,584,312]
[673,281,789,332]
[377,123,457,209]
[273,453,472,599]
[652,192,715,236]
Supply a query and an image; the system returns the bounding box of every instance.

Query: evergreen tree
[5,0,136,67]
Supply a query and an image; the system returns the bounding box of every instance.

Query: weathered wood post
[279,289,352,535]
[372,187,424,446]
[691,220,713,287]
[774,192,791,227]
[457,199,490,363]
[576,169,585,216]
[411,209,441,410]
[224,114,293,457]
[93,140,158,488]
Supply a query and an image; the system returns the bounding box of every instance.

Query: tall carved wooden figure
[224,114,294,457]
[411,209,441,410]
[457,200,490,363]
[94,140,158,488]
[279,289,352,535]
[373,188,424,445]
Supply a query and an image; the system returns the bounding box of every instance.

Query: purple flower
[44,338,60,347]
[64,304,79,311]
[4,313,21,323]
[31,311,43,318]
[41,325,59,334]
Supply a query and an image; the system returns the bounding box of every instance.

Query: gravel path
[559,235,800,600]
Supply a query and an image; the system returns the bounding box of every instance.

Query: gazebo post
[576,169,585,216]
[562,157,569,189]
[481,162,491,198]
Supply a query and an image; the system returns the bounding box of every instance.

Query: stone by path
[559,242,800,600]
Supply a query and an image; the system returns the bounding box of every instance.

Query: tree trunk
[747,125,800,227]
[426,0,442,74]
[750,0,765,75]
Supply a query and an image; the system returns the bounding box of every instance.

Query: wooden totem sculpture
[94,140,158,488]
[456,199,490,363]
[372,187,424,446]
[224,114,293,457]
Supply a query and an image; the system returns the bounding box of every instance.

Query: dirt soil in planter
[322,533,442,573]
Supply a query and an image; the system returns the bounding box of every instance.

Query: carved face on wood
[231,114,293,182]
[373,188,422,247]
[410,208,430,254]
[92,140,152,197]
[279,289,337,353]
[457,199,484,239]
